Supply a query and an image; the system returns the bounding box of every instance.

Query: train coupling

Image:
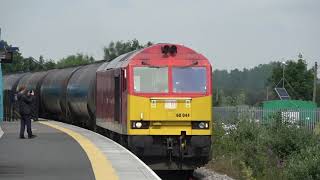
[166,137,173,150]
[166,137,173,162]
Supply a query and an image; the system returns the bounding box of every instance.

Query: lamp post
[313,62,317,102]
[282,61,286,88]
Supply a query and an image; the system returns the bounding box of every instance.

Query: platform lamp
[0,28,19,64]
[0,28,20,122]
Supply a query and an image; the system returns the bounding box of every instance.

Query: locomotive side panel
[96,68,128,134]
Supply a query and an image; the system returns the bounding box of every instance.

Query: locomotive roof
[97,43,208,72]
[97,50,138,72]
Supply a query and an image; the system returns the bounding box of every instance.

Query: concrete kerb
[41,120,161,180]
[0,123,3,138]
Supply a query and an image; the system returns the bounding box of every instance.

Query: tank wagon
[3,44,213,170]
[3,73,29,121]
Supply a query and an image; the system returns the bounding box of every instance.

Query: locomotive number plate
[176,113,190,118]
[165,100,177,109]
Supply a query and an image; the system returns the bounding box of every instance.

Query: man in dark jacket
[17,86,36,139]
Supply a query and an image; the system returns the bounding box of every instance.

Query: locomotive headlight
[192,121,209,129]
[135,122,142,128]
[205,122,209,128]
[131,121,150,129]
[199,122,206,129]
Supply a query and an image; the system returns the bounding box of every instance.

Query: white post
[282,62,285,88]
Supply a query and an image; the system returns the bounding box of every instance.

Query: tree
[43,59,56,70]
[213,62,277,106]
[1,40,59,74]
[218,91,246,106]
[2,39,154,74]
[268,55,314,101]
[56,53,94,68]
[37,55,56,70]
[103,39,153,61]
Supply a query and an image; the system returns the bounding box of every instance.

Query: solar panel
[274,88,290,100]
[280,96,290,100]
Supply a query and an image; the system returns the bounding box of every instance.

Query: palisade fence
[213,106,320,131]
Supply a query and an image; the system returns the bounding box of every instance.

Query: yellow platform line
[40,121,119,180]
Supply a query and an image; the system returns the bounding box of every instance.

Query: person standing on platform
[17,86,36,139]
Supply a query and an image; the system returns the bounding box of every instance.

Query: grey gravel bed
[193,167,235,180]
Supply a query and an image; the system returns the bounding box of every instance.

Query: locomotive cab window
[172,67,207,93]
[133,67,168,93]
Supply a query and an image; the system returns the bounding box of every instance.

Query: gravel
[193,167,235,180]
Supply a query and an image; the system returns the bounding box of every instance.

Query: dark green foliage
[1,40,57,74]
[213,63,277,106]
[210,117,320,179]
[56,53,94,68]
[214,55,315,106]
[265,121,317,160]
[211,120,266,178]
[285,144,320,180]
[2,39,150,74]
[268,57,314,101]
[103,39,153,61]
[1,53,56,74]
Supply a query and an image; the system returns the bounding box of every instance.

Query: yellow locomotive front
[126,44,212,170]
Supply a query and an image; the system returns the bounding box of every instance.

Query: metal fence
[213,106,320,131]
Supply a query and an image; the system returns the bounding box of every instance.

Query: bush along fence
[213,106,320,131]
[210,107,320,179]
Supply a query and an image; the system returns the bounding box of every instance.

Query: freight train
[3,44,212,170]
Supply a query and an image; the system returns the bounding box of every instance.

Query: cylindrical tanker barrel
[3,73,28,121]
[40,67,81,121]
[17,71,49,92]
[16,71,50,120]
[3,73,29,92]
[66,63,103,128]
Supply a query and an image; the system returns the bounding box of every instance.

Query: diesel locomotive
[3,44,213,170]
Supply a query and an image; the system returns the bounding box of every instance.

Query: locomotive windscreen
[172,67,207,93]
[133,67,168,93]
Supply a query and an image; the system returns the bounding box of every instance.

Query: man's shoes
[19,136,25,139]
[28,135,37,139]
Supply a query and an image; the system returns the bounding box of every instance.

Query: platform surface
[0,121,160,180]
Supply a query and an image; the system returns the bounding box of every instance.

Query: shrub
[210,117,320,180]
[211,120,272,179]
[284,144,320,180]
[314,122,320,135]
[264,121,317,161]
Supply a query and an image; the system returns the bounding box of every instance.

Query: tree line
[1,39,152,74]
[214,55,315,106]
[2,39,316,106]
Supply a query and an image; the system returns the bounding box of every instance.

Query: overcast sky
[0,0,319,70]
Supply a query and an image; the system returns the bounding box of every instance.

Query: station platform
[0,120,160,180]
